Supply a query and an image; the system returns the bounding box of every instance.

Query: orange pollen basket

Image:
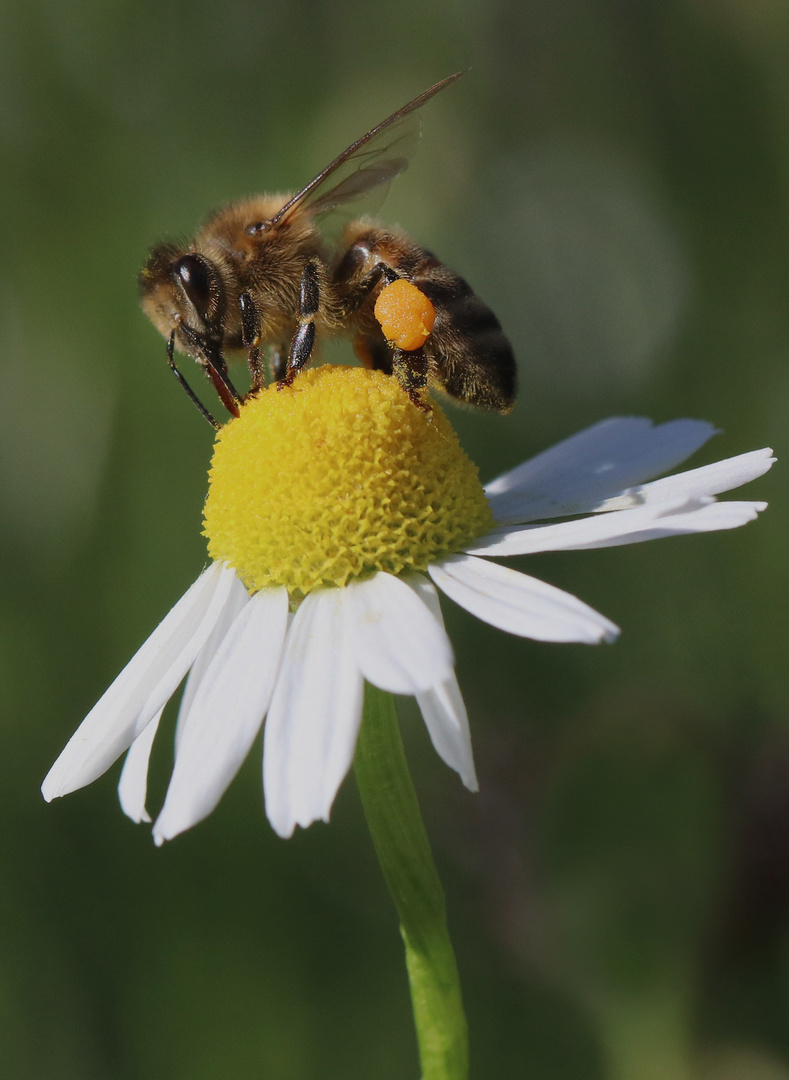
[374,280,436,351]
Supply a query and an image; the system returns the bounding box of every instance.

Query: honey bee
[139,72,516,427]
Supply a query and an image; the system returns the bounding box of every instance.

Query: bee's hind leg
[392,345,431,415]
[341,259,400,316]
[279,260,321,389]
[353,326,431,415]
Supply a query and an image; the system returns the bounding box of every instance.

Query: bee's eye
[174,255,213,317]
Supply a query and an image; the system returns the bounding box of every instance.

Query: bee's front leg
[279,260,322,389]
[165,331,221,430]
[175,320,242,419]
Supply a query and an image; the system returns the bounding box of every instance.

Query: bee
[139,72,516,428]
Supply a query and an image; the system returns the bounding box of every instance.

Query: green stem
[353,682,469,1080]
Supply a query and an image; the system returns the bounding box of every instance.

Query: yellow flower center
[203,366,493,597]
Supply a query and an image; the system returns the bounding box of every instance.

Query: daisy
[41,366,774,842]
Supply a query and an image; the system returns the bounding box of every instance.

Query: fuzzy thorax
[203,366,493,596]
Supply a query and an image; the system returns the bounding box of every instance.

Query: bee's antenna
[166,332,221,430]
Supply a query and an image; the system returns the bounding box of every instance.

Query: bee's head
[139,243,227,359]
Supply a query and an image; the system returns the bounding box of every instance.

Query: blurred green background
[1,1,787,1077]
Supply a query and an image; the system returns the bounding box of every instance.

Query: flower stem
[353,682,469,1080]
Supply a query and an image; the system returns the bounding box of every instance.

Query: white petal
[468,496,767,556]
[264,589,364,839]
[406,576,478,792]
[572,500,768,548]
[175,572,250,752]
[42,562,237,801]
[485,417,718,524]
[117,707,163,824]
[152,586,289,845]
[429,554,619,644]
[416,684,479,791]
[594,447,776,511]
[116,577,252,826]
[342,572,454,694]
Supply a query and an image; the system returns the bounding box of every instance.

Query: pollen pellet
[374,279,436,351]
[203,366,492,597]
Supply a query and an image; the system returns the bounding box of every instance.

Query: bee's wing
[269,72,464,227]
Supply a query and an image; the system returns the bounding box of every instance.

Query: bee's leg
[343,250,431,412]
[353,323,431,413]
[270,343,289,381]
[279,260,321,389]
[176,321,242,418]
[239,292,264,392]
[352,331,392,373]
[342,260,400,315]
[392,345,431,415]
[166,332,221,430]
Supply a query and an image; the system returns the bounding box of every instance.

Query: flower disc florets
[203,366,494,597]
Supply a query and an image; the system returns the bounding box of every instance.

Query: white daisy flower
[41,367,774,843]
